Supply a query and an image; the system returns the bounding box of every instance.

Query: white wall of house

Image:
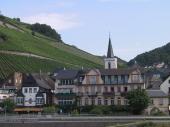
[22,87,39,106]
[104,58,117,69]
[0,93,10,102]
[160,76,170,94]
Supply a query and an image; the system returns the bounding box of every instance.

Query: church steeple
[107,36,114,58]
[104,35,117,69]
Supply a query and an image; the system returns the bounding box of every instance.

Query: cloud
[22,13,80,31]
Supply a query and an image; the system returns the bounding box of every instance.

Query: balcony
[55,93,76,98]
[121,92,128,97]
[87,92,98,97]
[77,92,83,97]
[103,92,115,97]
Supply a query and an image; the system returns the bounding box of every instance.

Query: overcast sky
[1,0,170,61]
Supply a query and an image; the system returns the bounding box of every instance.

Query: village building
[53,37,145,107]
[146,90,169,115]
[14,73,55,112]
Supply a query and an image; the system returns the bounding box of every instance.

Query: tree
[1,99,15,113]
[126,89,150,114]
[13,18,20,22]
[29,23,62,42]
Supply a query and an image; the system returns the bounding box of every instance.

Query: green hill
[0,15,127,79]
[0,16,104,79]
[128,42,170,67]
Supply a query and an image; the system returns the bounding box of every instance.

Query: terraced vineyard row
[0,53,70,79]
[0,27,102,68]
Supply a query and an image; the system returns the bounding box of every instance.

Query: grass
[0,26,102,67]
[0,17,105,78]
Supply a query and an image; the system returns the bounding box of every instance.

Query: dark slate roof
[32,73,54,90]
[146,90,168,98]
[147,80,162,90]
[22,74,39,87]
[100,68,136,75]
[55,69,79,80]
[36,91,44,97]
[107,37,114,58]
[16,90,24,97]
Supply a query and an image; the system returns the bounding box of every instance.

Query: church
[53,37,145,106]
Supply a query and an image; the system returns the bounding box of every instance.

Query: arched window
[108,62,111,69]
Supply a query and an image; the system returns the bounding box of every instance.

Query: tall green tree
[126,89,150,114]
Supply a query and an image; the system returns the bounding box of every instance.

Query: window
[17,97,24,104]
[24,88,28,93]
[85,87,88,93]
[89,76,97,84]
[117,98,121,105]
[98,98,102,105]
[125,75,129,83]
[80,77,84,82]
[111,87,114,92]
[34,88,37,93]
[36,97,44,105]
[58,99,73,105]
[137,86,141,89]
[104,98,108,105]
[105,75,111,84]
[91,86,95,93]
[124,99,128,105]
[124,87,128,92]
[159,98,163,105]
[111,98,114,105]
[104,87,108,92]
[108,62,111,69]
[29,88,32,93]
[151,99,154,105]
[117,87,121,92]
[92,99,95,105]
[169,87,170,93]
[169,80,170,84]
[97,86,101,93]
[85,98,88,105]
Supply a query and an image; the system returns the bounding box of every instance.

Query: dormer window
[89,76,97,84]
[29,88,32,93]
[34,88,37,93]
[24,88,28,93]
[80,77,83,82]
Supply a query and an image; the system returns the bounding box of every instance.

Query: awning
[14,107,43,112]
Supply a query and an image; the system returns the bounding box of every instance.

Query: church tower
[104,36,117,69]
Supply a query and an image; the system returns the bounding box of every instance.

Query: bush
[43,106,57,113]
[0,32,8,41]
[150,107,166,116]
[0,15,5,21]
[137,122,155,127]
[90,106,103,115]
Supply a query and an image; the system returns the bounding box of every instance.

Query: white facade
[22,87,39,106]
[104,57,117,69]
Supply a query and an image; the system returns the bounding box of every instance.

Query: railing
[103,92,115,97]
[55,93,76,97]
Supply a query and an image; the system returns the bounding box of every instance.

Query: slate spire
[107,35,114,58]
